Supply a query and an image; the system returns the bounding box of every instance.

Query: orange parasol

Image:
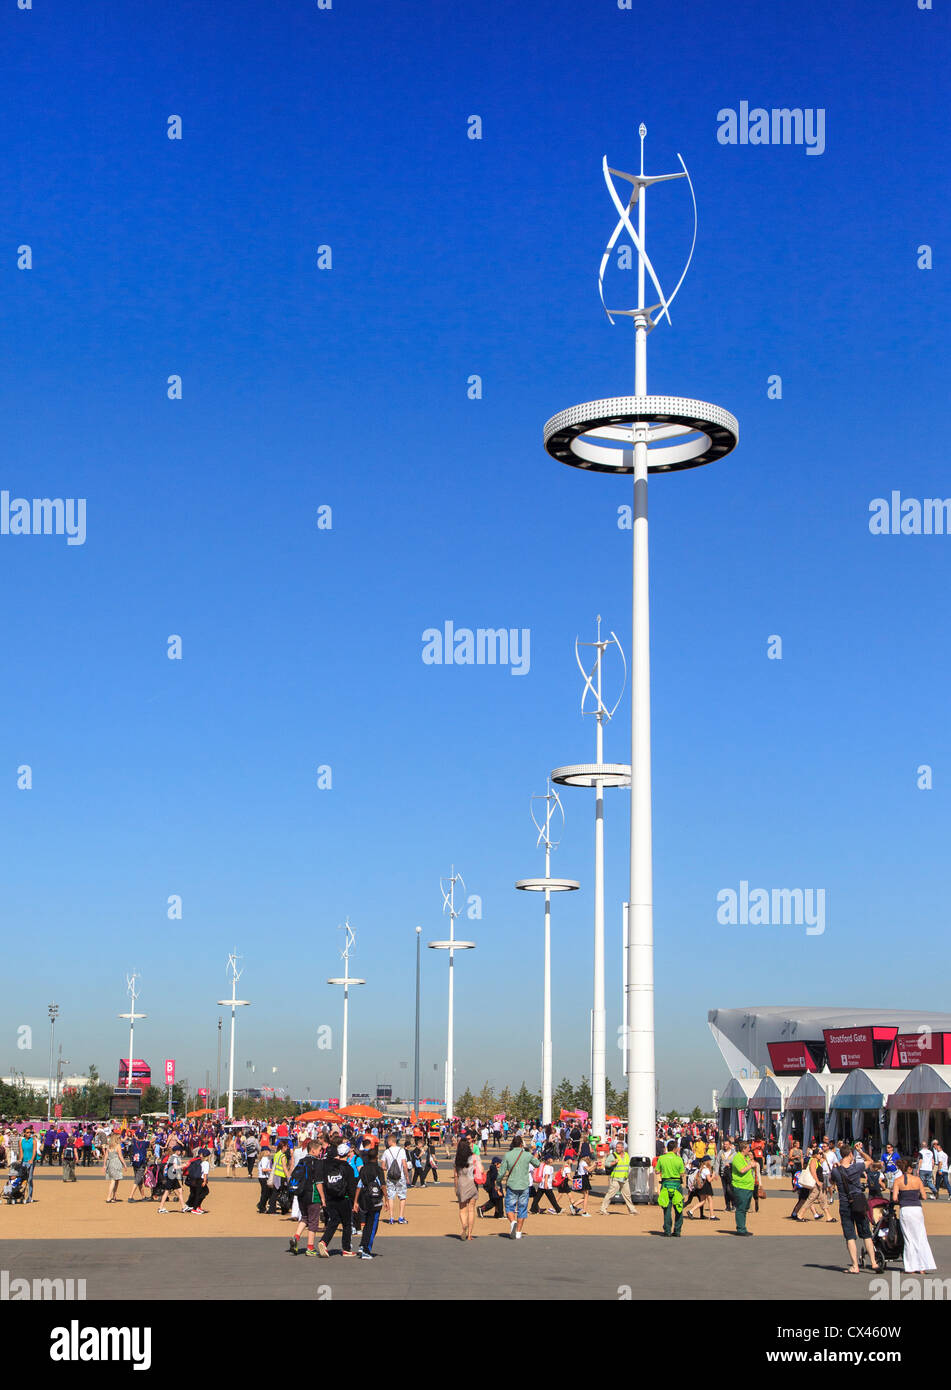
[338,1104,383,1119]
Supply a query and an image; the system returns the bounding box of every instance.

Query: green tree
[605,1078,625,1117]
[496,1085,514,1117]
[574,1076,592,1114]
[689,1105,704,1122]
[512,1083,540,1123]
[455,1088,477,1119]
[474,1082,497,1119]
[552,1077,575,1115]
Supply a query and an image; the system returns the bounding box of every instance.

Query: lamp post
[552,616,630,1139]
[118,972,147,1092]
[217,952,251,1121]
[428,867,475,1123]
[414,926,422,1115]
[515,780,579,1125]
[216,1016,222,1112]
[543,125,738,1194]
[46,1004,59,1122]
[327,920,365,1108]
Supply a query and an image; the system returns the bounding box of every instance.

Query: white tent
[830,1068,907,1148]
[749,1073,800,1144]
[886,1064,951,1149]
[716,1076,759,1138]
[782,1072,846,1150]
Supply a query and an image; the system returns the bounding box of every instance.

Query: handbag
[473,1158,486,1187]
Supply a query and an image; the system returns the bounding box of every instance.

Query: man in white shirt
[917,1142,938,1199]
[933,1142,950,1200]
[381,1133,410,1225]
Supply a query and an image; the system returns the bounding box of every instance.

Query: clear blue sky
[3,0,948,1109]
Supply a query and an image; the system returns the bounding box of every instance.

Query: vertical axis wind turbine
[543,125,738,1195]
[515,780,579,1125]
[217,953,251,1120]
[327,920,364,1108]
[118,972,147,1090]
[552,616,630,1139]
[428,868,475,1122]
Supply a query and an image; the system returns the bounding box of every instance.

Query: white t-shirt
[935,1148,948,1173]
[919,1147,935,1173]
[383,1147,407,1181]
[258,1152,273,1178]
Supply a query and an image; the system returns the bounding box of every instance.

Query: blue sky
[3,0,948,1109]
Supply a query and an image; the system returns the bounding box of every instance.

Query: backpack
[324,1163,348,1199]
[386,1151,403,1184]
[360,1169,385,1210]
[288,1161,308,1196]
[532,1163,545,1184]
[63,1144,76,1163]
[185,1158,203,1185]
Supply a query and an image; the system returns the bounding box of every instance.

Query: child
[356,1149,386,1260]
[569,1156,591,1217]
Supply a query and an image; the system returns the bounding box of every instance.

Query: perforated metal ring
[544,395,738,474]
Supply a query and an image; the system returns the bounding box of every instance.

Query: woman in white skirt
[893,1159,936,1273]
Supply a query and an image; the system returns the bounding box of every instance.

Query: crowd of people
[1,1111,943,1274]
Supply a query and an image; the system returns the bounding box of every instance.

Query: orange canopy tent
[297,1109,339,1122]
[186,1108,215,1118]
[338,1104,383,1119]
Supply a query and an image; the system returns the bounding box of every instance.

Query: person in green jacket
[656,1140,686,1236]
[732,1140,757,1235]
[499,1135,534,1239]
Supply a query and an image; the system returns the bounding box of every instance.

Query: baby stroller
[871,1203,905,1270]
[3,1163,28,1204]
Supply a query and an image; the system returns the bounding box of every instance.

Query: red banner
[823,1028,875,1071]
[767,1041,817,1073]
[894,1031,949,1068]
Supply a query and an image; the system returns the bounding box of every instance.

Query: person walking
[731,1140,757,1236]
[103,1136,125,1203]
[499,1134,534,1240]
[61,1134,77,1184]
[288,1139,324,1256]
[317,1140,358,1258]
[529,1156,563,1215]
[791,1148,835,1222]
[832,1144,879,1274]
[656,1140,686,1236]
[256,1147,274,1212]
[157,1146,183,1213]
[382,1132,411,1225]
[917,1141,938,1200]
[717,1137,736,1211]
[893,1158,937,1274]
[933,1142,951,1199]
[453,1138,481,1241]
[683,1156,717,1220]
[598,1141,637,1216]
[355,1147,385,1259]
[569,1155,592,1217]
[477,1156,504,1219]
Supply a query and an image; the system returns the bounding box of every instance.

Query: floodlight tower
[552,617,630,1139]
[217,953,251,1120]
[118,972,146,1090]
[428,868,475,1122]
[544,125,738,1196]
[327,920,364,1108]
[515,780,579,1124]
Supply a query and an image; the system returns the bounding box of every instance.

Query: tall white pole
[593,653,606,1138]
[446,874,455,1120]
[218,953,250,1121]
[627,134,656,1178]
[341,949,350,1106]
[542,842,552,1125]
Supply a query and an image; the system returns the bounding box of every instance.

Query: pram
[3,1163,28,1204]
[871,1202,905,1270]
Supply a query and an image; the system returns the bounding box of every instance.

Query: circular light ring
[427,940,476,950]
[326,978,366,985]
[544,395,738,474]
[515,878,580,892]
[551,762,631,789]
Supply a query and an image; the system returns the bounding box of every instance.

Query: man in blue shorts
[499,1135,533,1240]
